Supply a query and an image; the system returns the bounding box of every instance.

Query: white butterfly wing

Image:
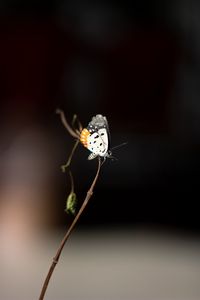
[98,128,108,152]
[87,128,108,157]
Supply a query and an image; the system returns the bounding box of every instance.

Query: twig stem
[56,109,80,139]
[61,139,79,172]
[38,158,102,300]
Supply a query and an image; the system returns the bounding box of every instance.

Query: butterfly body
[80,114,112,160]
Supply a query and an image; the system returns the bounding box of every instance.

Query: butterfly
[80,114,113,160]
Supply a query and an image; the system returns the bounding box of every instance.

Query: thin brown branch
[38,157,102,300]
[56,109,80,139]
[72,114,83,133]
[68,170,75,196]
[61,139,79,172]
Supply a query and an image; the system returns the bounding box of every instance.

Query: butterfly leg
[88,153,98,160]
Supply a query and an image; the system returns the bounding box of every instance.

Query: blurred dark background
[0,0,200,235]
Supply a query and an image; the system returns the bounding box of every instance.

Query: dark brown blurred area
[0,1,199,233]
[0,2,200,300]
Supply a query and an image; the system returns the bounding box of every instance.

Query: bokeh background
[0,1,200,299]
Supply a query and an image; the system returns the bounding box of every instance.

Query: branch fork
[38,109,102,300]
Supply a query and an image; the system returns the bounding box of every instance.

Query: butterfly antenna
[111,142,127,151]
